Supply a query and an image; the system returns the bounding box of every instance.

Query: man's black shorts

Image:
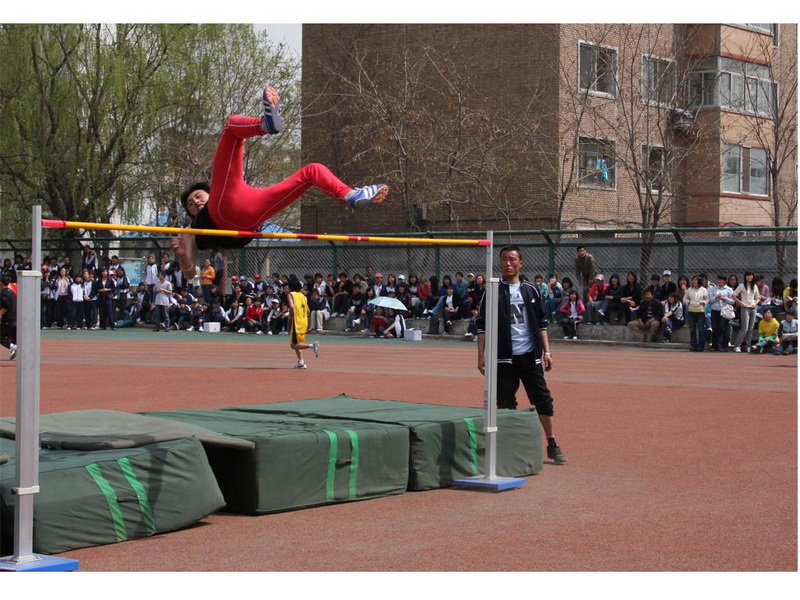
[496,352,554,416]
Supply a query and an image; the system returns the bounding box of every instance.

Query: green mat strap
[117,457,157,535]
[463,418,479,475]
[345,429,359,499]
[324,430,338,502]
[85,463,127,542]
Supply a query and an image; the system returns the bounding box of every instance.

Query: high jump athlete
[171,85,388,279]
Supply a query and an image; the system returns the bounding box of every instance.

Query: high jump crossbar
[41,219,491,247]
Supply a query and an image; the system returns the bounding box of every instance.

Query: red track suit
[206,116,353,231]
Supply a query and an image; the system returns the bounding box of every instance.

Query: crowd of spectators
[2,244,796,354]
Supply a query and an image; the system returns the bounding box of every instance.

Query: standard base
[0,554,80,572]
[453,475,525,491]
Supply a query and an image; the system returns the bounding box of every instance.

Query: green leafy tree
[0,24,300,243]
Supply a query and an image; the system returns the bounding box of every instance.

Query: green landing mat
[139,410,410,515]
[222,395,543,491]
[0,436,225,555]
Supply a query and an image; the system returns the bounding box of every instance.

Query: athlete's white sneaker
[344,184,389,208]
[311,342,320,358]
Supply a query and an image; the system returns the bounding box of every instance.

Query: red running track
[0,332,796,581]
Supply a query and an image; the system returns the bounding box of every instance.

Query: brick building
[300,24,797,234]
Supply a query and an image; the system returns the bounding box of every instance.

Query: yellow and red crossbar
[41,219,491,246]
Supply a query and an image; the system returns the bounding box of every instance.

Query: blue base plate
[0,554,80,572]
[453,475,525,491]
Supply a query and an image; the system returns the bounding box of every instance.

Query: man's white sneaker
[9,344,17,360]
[344,184,389,208]
[311,342,320,358]
[293,362,308,370]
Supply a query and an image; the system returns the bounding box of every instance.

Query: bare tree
[302,25,547,232]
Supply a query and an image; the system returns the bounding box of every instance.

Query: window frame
[578,41,618,98]
[578,136,617,190]
[722,143,770,197]
[641,54,676,106]
[641,144,669,194]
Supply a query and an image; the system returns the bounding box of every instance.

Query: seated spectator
[644,274,661,299]
[384,273,398,296]
[359,287,378,332]
[558,277,575,314]
[308,288,331,332]
[344,288,367,332]
[751,308,780,354]
[603,273,624,323]
[627,288,664,343]
[241,297,265,333]
[224,300,244,332]
[395,282,413,314]
[620,271,643,324]
[453,272,469,317]
[370,306,387,337]
[770,277,786,317]
[330,272,353,317]
[777,310,797,355]
[414,276,431,318]
[261,298,281,334]
[755,274,771,319]
[207,299,227,327]
[198,301,212,329]
[440,286,462,334]
[132,282,151,324]
[115,306,137,329]
[661,291,685,343]
[383,309,406,339]
[558,289,585,339]
[586,274,608,325]
[544,275,563,323]
[173,299,192,330]
[424,274,454,319]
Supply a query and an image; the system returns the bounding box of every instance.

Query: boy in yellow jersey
[287,278,320,369]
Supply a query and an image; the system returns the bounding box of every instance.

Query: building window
[723,144,770,196]
[642,56,675,105]
[579,42,616,96]
[690,62,774,117]
[723,145,741,193]
[741,24,774,34]
[642,145,667,192]
[578,137,615,189]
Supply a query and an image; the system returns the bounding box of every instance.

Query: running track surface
[0,330,796,575]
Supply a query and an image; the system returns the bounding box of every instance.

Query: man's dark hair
[288,278,302,292]
[499,245,522,259]
[577,245,586,251]
[180,182,211,210]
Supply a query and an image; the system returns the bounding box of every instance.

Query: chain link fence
[3,227,796,294]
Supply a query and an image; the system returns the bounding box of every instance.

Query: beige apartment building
[300,24,797,234]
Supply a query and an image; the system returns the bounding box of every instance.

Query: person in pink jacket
[558,289,586,339]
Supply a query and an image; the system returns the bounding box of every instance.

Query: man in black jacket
[476,245,567,464]
[626,288,664,342]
